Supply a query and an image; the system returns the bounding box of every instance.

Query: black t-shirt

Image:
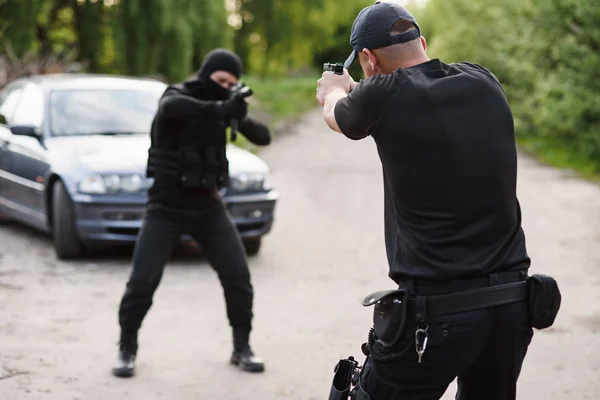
[334,58,530,283]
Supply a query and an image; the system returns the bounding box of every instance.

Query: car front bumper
[71,191,278,244]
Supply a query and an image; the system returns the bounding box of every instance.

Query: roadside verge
[229,75,320,151]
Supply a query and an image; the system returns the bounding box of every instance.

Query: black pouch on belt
[362,289,408,347]
[526,274,562,330]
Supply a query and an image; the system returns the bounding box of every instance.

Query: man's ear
[420,36,427,52]
[363,49,378,71]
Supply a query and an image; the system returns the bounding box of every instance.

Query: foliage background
[0,0,598,175]
[416,0,600,178]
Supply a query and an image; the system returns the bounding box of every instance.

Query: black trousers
[358,272,534,400]
[118,201,253,339]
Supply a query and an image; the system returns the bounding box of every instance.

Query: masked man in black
[112,48,271,378]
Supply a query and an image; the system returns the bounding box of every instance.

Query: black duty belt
[406,280,528,318]
[363,271,529,321]
[363,269,559,350]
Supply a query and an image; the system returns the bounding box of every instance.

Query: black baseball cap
[344,1,421,69]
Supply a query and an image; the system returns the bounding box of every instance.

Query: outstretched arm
[319,71,393,141]
[317,70,358,135]
[321,89,348,134]
[158,87,221,119]
[238,117,271,146]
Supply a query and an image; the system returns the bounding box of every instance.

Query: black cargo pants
[357,271,534,400]
[117,200,253,339]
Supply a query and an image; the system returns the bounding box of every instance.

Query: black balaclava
[194,48,243,100]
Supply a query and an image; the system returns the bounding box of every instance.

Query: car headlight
[78,174,149,194]
[262,172,274,191]
[120,174,145,192]
[229,172,272,192]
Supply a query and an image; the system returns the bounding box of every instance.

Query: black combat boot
[112,332,138,378]
[230,328,265,373]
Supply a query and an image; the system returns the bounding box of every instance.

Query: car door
[3,82,48,229]
[0,115,11,179]
[0,123,14,215]
[0,83,26,217]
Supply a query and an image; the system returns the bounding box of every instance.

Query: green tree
[311,0,374,79]
[69,0,104,71]
[190,0,233,73]
[114,0,168,76]
[113,0,232,82]
[233,0,334,76]
[0,0,43,57]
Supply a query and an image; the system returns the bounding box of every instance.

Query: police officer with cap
[317,2,535,399]
[112,48,270,378]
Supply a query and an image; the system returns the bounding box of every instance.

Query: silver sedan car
[0,73,278,259]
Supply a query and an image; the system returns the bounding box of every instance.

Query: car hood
[46,134,269,175]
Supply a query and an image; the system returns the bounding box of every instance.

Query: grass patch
[244,75,320,121]
[517,136,600,182]
[228,75,320,150]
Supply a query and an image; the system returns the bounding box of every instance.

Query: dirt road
[1,109,599,400]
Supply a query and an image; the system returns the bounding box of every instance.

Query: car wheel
[52,180,85,259]
[243,237,262,256]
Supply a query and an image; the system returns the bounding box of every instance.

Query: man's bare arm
[316,70,358,134]
[322,89,348,134]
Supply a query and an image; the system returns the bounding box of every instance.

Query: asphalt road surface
[1,109,599,400]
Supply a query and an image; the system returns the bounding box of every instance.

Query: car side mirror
[10,124,38,137]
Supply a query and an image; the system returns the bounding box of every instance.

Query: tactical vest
[146,143,229,189]
[146,115,229,189]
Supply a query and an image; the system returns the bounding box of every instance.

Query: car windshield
[49,87,164,136]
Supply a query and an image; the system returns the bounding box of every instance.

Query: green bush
[420,0,600,178]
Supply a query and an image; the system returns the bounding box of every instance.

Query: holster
[362,289,408,347]
[526,274,561,330]
[328,357,360,400]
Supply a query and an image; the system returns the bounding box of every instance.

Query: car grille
[103,212,142,221]
[237,222,265,232]
[107,227,140,236]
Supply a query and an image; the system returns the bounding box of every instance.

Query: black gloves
[215,97,248,120]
